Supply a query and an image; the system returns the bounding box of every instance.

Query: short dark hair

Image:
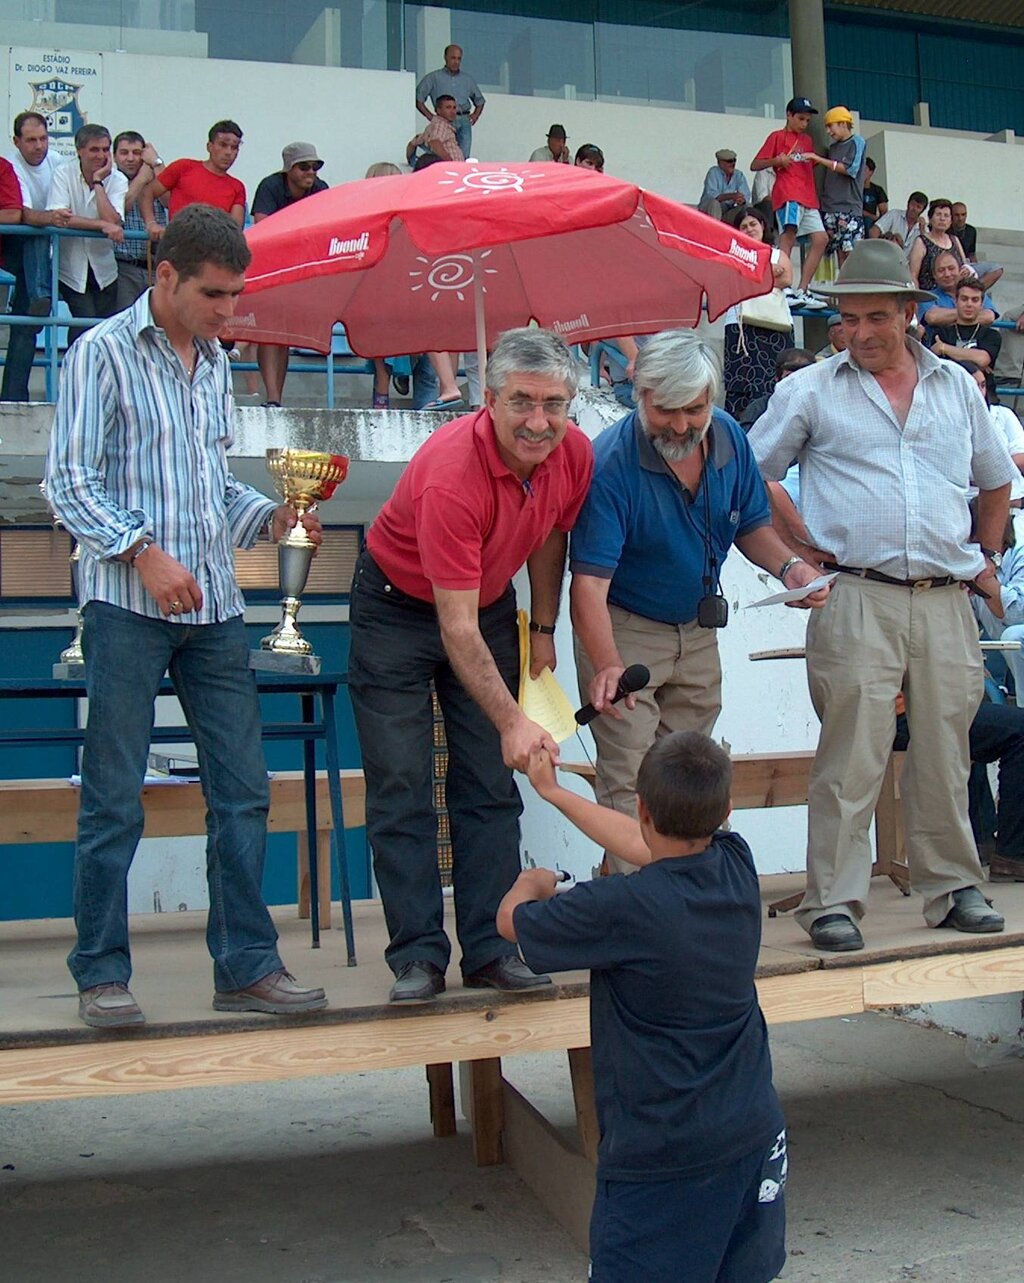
[928,197,953,221]
[776,347,816,375]
[636,732,732,841]
[955,277,984,298]
[413,152,444,171]
[435,94,456,108]
[865,156,876,171]
[75,123,110,151]
[113,130,145,151]
[208,119,243,143]
[908,190,928,207]
[726,203,775,247]
[13,111,47,138]
[574,143,604,171]
[155,204,251,280]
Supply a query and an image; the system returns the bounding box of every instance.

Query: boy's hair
[636,731,732,840]
[155,204,251,279]
[208,118,243,143]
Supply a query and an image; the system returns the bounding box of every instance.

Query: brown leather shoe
[988,854,1024,883]
[212,969,327,1014]
[463,955,552,991]
[78,982,145,1028]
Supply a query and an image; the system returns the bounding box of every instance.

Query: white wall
[3,44,1022,235]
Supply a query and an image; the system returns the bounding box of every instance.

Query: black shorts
[589,1130,787,1283]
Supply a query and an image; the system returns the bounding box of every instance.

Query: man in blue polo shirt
[570,331,828,870]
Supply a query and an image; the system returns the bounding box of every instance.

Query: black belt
[823,562,959,590]
[457,109,472,115]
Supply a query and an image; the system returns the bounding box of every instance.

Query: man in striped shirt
[44,204,328,1028]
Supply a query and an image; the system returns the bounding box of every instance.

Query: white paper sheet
[746,573,838,609]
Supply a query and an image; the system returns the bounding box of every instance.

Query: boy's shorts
[589,1130,787,1283]
[823,211,865,255]
[776,201,824,237]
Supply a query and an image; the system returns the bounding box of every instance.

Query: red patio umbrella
[230,162,773,375]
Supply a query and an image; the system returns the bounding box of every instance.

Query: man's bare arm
[434,585,558,770]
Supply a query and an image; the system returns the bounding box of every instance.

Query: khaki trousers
[796,575,984,933]
[575,605,721,874]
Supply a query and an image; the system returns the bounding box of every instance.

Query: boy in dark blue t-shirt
[498,732,786,1283]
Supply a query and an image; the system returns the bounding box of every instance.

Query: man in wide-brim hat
[748,238,1016,952]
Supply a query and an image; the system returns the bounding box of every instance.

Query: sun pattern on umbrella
[435,166,547,197]
[409,249,499,302]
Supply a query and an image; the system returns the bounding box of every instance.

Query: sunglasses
[294,161,322,172]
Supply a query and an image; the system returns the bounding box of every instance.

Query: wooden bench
[0,771,368,929]
[561,749,910,908]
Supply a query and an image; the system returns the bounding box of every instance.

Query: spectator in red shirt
[751,97,828,311]
[139,120,246,235]
[347,328,594,1004]
[0,155,22,261]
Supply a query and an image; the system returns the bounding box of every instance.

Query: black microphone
[575,663,650,726]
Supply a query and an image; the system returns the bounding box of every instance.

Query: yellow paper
[517,609,579,743]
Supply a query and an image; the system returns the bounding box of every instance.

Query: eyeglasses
[294,162,321,172]
[500,396,571,418]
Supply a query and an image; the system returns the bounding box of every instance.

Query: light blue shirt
[44,291,277,624]
[700,164,750,207]
[415,67,484,113]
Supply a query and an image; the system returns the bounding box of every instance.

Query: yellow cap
[824,106,854,126]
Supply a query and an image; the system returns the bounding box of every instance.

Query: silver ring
[169,600,183,615]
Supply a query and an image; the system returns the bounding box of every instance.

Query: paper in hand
[516,609,578,743]
[747,573,837,609]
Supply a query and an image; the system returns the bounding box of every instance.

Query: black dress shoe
[389,960,446,1003]
[938,886,1004,933]
[809,913,864,952]
[392,373,411,396]
[463,955,552,991]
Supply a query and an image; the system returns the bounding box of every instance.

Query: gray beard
[638,396,710,462]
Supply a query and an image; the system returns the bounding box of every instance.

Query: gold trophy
[249,448,349,675]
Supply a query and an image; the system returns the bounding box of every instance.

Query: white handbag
[738,287,793,333]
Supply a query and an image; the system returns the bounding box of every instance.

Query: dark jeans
[347,551,523,976]
[59,268,118,348]
[894,702,1024,861]
[69,602,283,992]
[0,237,44,402]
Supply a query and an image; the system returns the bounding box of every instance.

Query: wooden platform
[3,881,1023,1250]
[2,878,1023,1100]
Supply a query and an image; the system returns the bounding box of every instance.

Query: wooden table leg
[426,1063,457,1138]
[297,832,332,928]
[567,1047,599,1165]
[459,1058,504,1166]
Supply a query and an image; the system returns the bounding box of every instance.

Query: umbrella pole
[472,251,487,390]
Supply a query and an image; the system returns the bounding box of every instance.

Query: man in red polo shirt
[349,328,594,1002]
[139,119,246,234]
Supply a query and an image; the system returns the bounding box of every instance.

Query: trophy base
[248,649,322,676]
[53,661,86,680]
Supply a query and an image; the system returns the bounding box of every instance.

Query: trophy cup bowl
[250,449,349,674]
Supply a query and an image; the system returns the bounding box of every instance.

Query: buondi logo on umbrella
[328,232,371,260]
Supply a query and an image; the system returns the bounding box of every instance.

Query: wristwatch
[529,621,555,635]
[981,547,1003,569]
[778,555,803,582]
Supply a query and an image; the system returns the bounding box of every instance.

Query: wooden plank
[463,1057,504,1166]
[758,966,865,1024]
[862,945,1024,1009]
[0,996,592,1105]
[0,770,366,844]
[567,1047,600,1165]
[502,1077,594,1253]
[561,752,817,810]
[426,1063,457,1138]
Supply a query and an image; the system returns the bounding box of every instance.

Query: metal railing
[0,223,376,407]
